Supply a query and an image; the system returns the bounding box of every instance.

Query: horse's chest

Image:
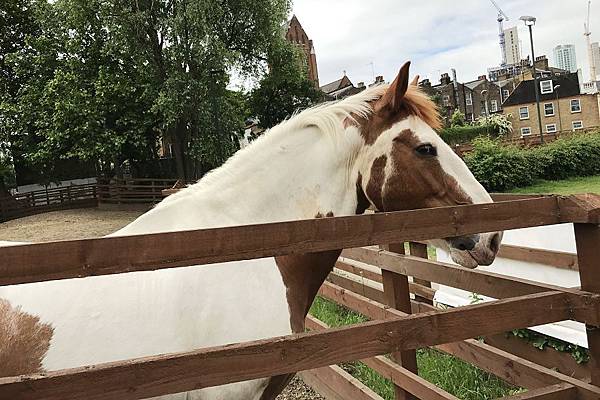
[0,258,292,375]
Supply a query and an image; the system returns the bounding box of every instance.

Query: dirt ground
[0,207,324,399]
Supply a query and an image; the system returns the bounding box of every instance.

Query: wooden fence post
[408,242,433,305]
[574,223,600,385]
[380,243,419,400]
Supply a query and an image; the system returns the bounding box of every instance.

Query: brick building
[502,72,600,138]
[285,15,319,86]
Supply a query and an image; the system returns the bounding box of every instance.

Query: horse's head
[353,62,502,268]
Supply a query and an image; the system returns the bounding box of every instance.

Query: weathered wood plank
[300,365,384,400]
[0,198,562,286]
[0,291,588,400]
[380,243,418,400]
[493,383,576,400]
[574,223,600,386]
[497,245,578,270]
[361,356,459,400]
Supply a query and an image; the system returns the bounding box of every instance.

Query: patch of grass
[509,175,600,195]
[309,297,520,400]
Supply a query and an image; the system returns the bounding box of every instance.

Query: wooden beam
[0,291,589,400]
[317,282,600,399]
[497,245,578,271]
[558,194,600,224]
[408,242,433,305]
[0,197,562,286]
[574,223,600,386]
[493,383,576,400]
[380,243,418,400]
[342,247,600,324]
[361,356,459,400]
[300,366,384,400]
[335,261,383,283]
[484,334,590,381]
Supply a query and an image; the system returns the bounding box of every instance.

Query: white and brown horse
[0,62,502,399]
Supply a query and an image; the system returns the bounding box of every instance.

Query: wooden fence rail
[1,193,600,400]
[96,178,177,205]
[0,184,97,222]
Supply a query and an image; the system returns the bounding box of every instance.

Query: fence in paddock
[0,184,97,222]
[1,194,600,400]
[96,177,178,206]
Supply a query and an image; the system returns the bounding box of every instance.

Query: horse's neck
[114,125,362,235]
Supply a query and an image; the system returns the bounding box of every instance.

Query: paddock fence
[96,178,178,206]
[1,194,600,400]
[0,184,97,222]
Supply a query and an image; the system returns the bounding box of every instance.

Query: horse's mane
[159,83,441,206]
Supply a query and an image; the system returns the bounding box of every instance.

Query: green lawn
[309,297,521,400]
[509,175,600,195]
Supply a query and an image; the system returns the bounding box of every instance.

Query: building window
[572,120,583,130]
[521,127,532,136]
[466,93,472,106]
[519,106,529,120]
[544,102,555,116]
[540,80,553,94]
[502,89,510,101]
[570,99,581,113]
[546,124,557,133]
[490,100,498,112]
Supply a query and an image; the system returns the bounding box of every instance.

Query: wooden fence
[96,178,178,205]
[1,194,600,400]
[0,184,97,223]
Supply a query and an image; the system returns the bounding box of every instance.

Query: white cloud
[293,0,600,86]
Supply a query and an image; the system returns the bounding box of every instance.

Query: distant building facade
[320,73,369,100]
[285,15,319,86]
[553,45,578,73]
[502,72,600,138]
[503,26,521,65]
[592,42,600,80]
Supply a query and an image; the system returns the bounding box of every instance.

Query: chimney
[534,55,549,70]
[478,74,488,81]
[357,82,365,88]
[375,75,384,83]
[420,78,432,87]
[440,73,451,85]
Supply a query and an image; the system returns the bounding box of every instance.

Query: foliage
[1,0,293,182]
[0,153,16,192]
[465,131,600,192]
[464,138,540,192]
[510,329,589,364]
[440,125,497,146]
[474,113,513,136]
[249,39,323,129]
[450,110,466,127]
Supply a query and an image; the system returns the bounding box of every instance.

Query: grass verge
[309,296,522,400]
[509,175,600,195]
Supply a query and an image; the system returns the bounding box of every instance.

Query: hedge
[464,131,600,192]
[440,125,497,145]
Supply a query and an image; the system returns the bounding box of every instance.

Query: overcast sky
[291,0,600,86]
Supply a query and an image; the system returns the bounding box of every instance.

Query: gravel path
[0,207,325,399]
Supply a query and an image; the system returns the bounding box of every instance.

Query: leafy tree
[249,39,323,129]
[1,0,292,182]
[450,110,466,127]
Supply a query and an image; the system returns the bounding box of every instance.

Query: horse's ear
[375,61,411,113]
[410,74,420,87]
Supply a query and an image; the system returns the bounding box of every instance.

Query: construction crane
[489,0,510,66]
[584,0,597,81]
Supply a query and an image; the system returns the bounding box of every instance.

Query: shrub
[450,110,466,127]
[474,114,513,137]
[464,138,539,192]
[464,131,600,192]
[440,125,497,145]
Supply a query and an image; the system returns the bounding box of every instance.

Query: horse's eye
[415,144,437,157]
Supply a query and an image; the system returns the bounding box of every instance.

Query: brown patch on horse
[275,250,341,333]
[355,63,441,146]
[365,155,387,211]
[381,129,472,210]
[0,298,54,377]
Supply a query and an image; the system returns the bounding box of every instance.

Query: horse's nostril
[489,233,501,253]
[448,235,477,251]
